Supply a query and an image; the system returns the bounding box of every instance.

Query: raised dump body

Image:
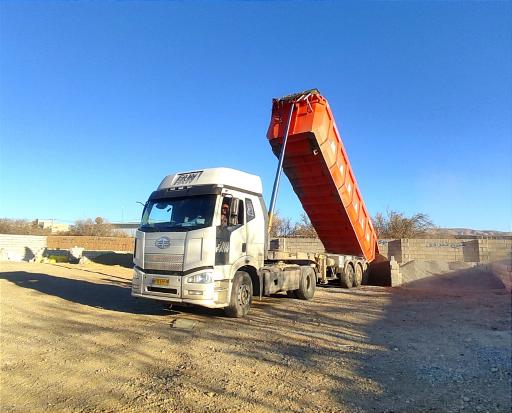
[267,90,378,262]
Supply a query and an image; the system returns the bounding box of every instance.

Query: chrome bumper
[131,267,229,309]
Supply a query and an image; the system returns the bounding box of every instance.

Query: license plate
[153,278,169,286]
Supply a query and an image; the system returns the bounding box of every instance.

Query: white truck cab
[132,168,273,317]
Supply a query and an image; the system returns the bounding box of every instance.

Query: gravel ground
[1,262,510,413]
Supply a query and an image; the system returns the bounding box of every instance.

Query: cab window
[220,197,244,226]
[246,198,255,222]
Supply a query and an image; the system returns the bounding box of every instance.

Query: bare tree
[291,212,318,238]
[0,219,51,235]
[69,217,126,237]
[269,211,295,237]
[373,210,434,239]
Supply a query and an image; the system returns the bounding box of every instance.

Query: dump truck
[131,90,380,317]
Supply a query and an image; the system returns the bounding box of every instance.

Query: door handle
[242,243,247,253]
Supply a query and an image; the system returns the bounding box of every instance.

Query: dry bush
[292,212,318,238]
[373,210,434,239]
[269,211,295,237]
[270,211,318,238]
[0,219,52,235]
[69,217,128,237]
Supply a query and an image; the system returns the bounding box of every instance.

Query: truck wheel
[225,271,253,318]
[353,263,363,287]
[296,267,316,300]
[339,263,354,288]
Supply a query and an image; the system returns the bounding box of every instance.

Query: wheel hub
[238,285,250,306]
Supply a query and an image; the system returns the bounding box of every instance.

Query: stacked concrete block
[389,257,402,286]
[47,236,135,252]
[377,239,390,258]
[392,238,510,264]
[387,240,402,262]
[0,234,47,262]
[400,238,477,263]
[486,239,512,263]
[462,239,480,262]
[269,237,511,264]
[478,239,490,263]
[269,237,325,253]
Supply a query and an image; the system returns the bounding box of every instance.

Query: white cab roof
[158,167,263,195]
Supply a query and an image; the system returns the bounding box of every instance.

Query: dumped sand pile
[400,260,474,282]
[400,260,506,290]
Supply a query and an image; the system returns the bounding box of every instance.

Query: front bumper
[131,267,230,309]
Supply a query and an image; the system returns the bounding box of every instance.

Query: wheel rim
[347,266,354,282]
[355,266,362,284]
[238,284,250,306]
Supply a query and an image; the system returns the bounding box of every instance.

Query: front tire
[225,271,253,318]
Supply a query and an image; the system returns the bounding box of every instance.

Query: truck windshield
[140,195,216,232]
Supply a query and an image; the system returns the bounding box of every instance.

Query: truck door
[244,197,264,267]
[215,196,247,266]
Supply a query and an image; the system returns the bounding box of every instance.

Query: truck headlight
[186,272,213,284]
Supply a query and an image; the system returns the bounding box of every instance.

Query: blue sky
[0,1,510,231]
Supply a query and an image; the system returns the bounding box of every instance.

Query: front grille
[148,287,178,294]
[144,254,183,271]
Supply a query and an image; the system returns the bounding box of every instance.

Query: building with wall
[34,219,70,233]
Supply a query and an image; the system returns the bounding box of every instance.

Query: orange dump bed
[267,91,378,262]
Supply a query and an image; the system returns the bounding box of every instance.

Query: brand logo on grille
[155,237,171,249]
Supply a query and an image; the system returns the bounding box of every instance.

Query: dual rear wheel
[287,266,316,300]
[339,263,364,288]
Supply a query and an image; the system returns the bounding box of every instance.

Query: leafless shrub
[69,217,127,237]
[291,212,318,238]
[270,211,318,238]
[269,211,295,237]
[373,210,434,239]
[0,219,52,235]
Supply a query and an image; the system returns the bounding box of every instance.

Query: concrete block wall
[479,239,512,263]
[47,236,134,252]
[395,238,510,264]
[0,234,47,261]
[488,239,512,262]
[377,239,404,261]
[377,240,390,258]
[2,233,510,265]
[400,239,479,263]
[270,237,325,254]
[387,240,402,262]
[269,237,511,264]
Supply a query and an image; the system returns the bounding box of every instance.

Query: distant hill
[426,228,512,238]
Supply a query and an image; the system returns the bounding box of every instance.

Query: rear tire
[340,263,354,289]
[296,266,316,300]
[225,271,252,318]
[353,263,363,287]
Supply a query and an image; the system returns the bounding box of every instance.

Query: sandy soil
[1,262,510,413]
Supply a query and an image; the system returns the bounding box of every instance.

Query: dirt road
[1,262,510,413]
